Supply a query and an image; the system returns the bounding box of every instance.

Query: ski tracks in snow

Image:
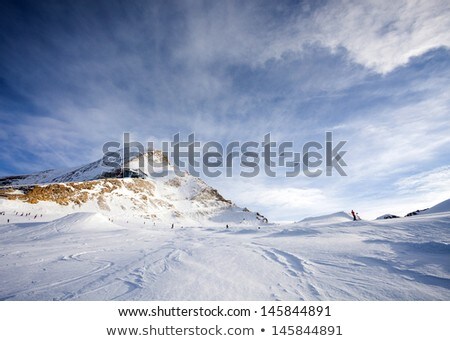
[0,250,114,300]
[251,243,322,300]
[59,245,190,300]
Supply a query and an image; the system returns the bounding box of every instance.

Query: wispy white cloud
[342,91,450,180]
[396,166,450,195]
[209,175,337,222]
[174,0,450,74]
[259,0,450,73]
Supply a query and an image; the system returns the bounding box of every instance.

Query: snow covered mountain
[0,150,168,186]
[0,151,267,226]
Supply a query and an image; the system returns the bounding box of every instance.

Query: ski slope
[0,208,448,300]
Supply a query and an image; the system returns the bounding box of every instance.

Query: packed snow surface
[0,208,449,300]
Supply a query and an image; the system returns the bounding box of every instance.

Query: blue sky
[1,0,449,220]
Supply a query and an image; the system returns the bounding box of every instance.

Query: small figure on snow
[351,210,357,221]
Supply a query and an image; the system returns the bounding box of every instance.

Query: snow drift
[298,211,354,225]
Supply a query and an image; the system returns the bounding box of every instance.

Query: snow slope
[422,198,450,215]
[298,211,354,225]
[0,208,448,300]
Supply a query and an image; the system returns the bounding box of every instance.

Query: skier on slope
[351,210,357,221]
